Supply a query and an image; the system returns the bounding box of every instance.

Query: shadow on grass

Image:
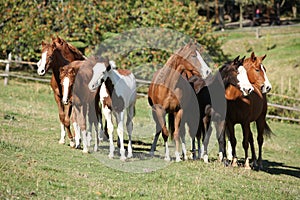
[261,160,300,179]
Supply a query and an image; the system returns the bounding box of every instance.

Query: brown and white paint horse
[60,56,104,153]
[225,52,272,169]
[37,36,85,147]
[88,60,137,161]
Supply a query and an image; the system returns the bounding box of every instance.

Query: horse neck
[106,69,121,85]
[52,52,69,84]
[252,84,263,98]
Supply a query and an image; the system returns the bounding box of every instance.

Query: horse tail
[264,121,274,138]
[168,113,175,140]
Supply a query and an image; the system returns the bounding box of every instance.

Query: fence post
[256,27,260,39]
[4,53,11,86]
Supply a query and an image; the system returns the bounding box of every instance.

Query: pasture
[1,25,300,199]
[1,79,299,199]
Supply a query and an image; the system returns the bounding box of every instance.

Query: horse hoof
[175,158,182,162]
[127,152,133,158]
[82,149,89,154]
[108,154,114,159]
[149,151,155,157]
[94,147,98,152]
[58,139,65,144]
[232,158,238,167]
[203,155,209,163]
[164,157,171,162]
[244,165,251,170]
[70,141,76,148]
[120,156,126,161]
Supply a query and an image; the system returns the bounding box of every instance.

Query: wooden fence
[1,54,299,123]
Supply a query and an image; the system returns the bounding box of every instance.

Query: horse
[36,36,85,147]
[225,52,273,169]
[147,42,213,162]
[60,56,104,153]
[191,55,254,163]
[88,60,137,161]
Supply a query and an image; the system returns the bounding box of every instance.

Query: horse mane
[53,37,86,61]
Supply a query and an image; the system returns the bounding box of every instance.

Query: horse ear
[262,54,267,61]
[107,63,111,72]
[41,41,47,47]
[240,56,246,63]
[51,35,56,42]
[56,36,63,44]
[233,55,240,63]
[251,52,256,61]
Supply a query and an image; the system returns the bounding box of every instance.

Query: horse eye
[255,69,260,72]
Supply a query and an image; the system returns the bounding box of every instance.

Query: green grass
[0,79,299,199]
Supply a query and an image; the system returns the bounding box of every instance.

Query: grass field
[1,79,299,199]
[1,25,300,199]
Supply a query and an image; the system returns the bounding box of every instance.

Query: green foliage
[0,0,226,70]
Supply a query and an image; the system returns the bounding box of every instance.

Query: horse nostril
[248,88,253,94]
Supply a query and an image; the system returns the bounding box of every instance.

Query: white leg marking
[164,142,171,161]
[82,130,89,153]
[227,140,233,160]
[59,123,66,144]
[73,122,81,148]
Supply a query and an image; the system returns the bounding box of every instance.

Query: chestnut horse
[88,60,137,161]
[191,55,254,162]
[225,52,273,169]
[37,36,85,147]
[148,42,212,162]
[60,56,104,153]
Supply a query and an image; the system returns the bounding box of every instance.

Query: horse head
[88,58,111,91]
[176,41,212,80]
[220,56,254,99]
[37,40,68,76]
[60,66,76,105]
[243,52,271,93]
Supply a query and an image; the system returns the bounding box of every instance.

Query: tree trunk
[206,0,210,21]
[239,4,243,28]
[215,0,219,24]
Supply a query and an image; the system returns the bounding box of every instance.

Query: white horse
[88,61,137,161]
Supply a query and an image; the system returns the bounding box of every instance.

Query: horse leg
[174,109,183,162]
[116,111,126,161]
[55,94,66,144]
[203,119,212,163]
[150,105,168,159]
[71,106,81,149]
[64,103,75,148]
[126,104,134,158]
[79,104,88,153]
[215,120,226,162]
[180,124,187,161]
[241,123,251,169]
[248,129,257,168]
[256,118,265,170]
[102,106,114,159]
[226,122,237,167]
